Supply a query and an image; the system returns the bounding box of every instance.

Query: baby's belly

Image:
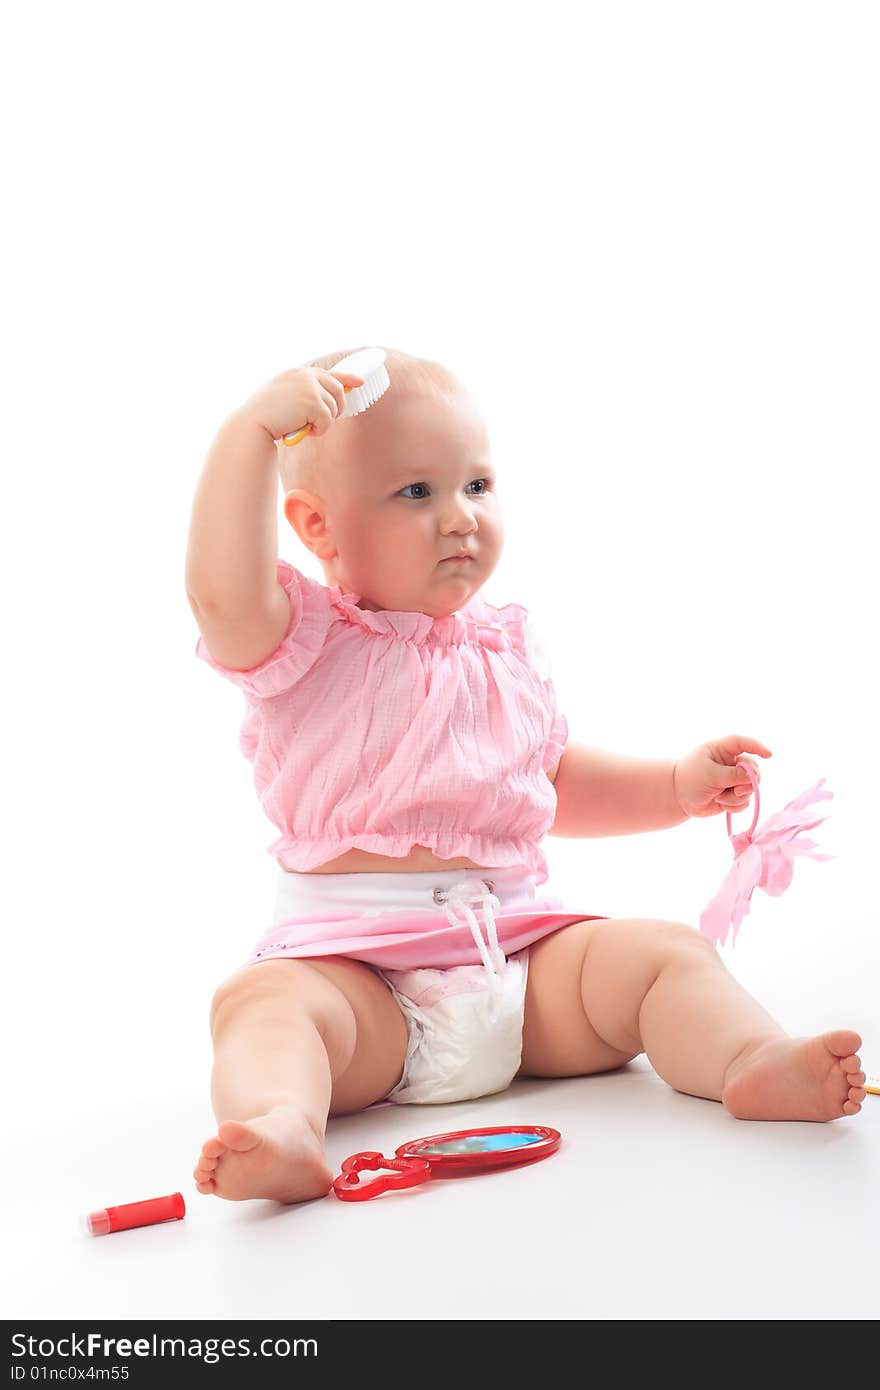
[277,844,491,875]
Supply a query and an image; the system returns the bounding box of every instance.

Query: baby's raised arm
[185,366,362,671]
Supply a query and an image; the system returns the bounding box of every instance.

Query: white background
[2,1,877,1322]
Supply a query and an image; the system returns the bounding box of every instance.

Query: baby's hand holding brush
[239,347,390,446]
[240,365,366,444]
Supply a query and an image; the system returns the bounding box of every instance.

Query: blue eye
[399,479,491,500]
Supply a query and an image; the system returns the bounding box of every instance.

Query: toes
[195,1179,215,1194]
[848,1086,866,1103]
[201,1136,227,1160]
[846,1070,866,1086]
[827,1030,862,1060]
[218,1119,260,1153]
[842,1100,862,1116]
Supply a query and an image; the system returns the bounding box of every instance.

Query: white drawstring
[433,878,505,999]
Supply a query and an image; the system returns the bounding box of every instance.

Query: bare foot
[722,1029,867,1122]
[193,1105,334,1203]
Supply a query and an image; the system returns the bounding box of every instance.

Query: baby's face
[292,384,503,616]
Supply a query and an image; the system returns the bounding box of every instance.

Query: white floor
[4,1063,878,1323]
[4,892,878,1322]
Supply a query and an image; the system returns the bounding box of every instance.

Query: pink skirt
[246,863,608,971]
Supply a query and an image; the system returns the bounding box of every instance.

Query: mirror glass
[418,1131,543,1156]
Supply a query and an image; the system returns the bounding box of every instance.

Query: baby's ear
[283,488,316,524]
[283,490,336,561]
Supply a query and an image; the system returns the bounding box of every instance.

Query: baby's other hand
[673,735,773,819]
[240,366,365,442]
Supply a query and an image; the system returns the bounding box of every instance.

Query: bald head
[277,346,495,599]
[275,346,475,506]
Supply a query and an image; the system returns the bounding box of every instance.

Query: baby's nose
[443,505,477,531]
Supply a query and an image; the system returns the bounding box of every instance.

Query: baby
[185,347,866,1205]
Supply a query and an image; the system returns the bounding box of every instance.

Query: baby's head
[277,347,502,616]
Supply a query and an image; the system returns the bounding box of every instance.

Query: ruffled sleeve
[542,705,569,774]
[195,559,331,698]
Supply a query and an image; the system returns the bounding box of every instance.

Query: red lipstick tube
[85,1191,185,1236]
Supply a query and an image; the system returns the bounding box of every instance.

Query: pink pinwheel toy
[699,757,835,947]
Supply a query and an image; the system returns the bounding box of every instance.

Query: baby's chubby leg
[194,957,408,1203]
[522,919,866,1121]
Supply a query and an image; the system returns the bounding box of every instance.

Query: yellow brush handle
[282,385,353,447]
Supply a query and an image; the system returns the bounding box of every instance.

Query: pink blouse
[196,560,568,885]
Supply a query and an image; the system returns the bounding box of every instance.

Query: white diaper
[377,878,530,1105]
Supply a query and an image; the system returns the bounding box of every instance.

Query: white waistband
[273,863,536,913]
[272,864,540,993]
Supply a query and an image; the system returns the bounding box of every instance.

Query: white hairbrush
[281,346,390,446]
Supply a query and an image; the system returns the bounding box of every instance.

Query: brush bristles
[342,364,391,419]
